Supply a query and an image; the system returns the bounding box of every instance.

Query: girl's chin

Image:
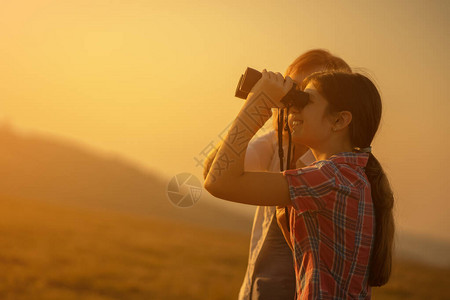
[291,133,312,149]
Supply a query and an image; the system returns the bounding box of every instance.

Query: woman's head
[295,71,382,151]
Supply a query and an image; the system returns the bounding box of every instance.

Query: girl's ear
[333,111,352,130]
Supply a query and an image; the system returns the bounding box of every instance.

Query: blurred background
[0,0,449,299]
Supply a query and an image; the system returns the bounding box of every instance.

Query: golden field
[0,196,449,300]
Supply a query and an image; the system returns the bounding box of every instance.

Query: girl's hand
[249,69,294,107]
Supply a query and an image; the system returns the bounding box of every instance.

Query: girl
[203,49,352,300]
[204,70,394,299]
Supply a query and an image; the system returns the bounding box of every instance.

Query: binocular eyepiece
[235,67,310,110]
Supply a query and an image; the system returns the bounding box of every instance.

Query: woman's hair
[301,71,395,286]
[284,48,351,77]
[274,49,352,131]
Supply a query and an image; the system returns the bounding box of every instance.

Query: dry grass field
[0,196,449,300]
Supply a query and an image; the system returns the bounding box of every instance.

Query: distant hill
[0,124,252,233]
[1,123,448,269]
[395,232,450,267]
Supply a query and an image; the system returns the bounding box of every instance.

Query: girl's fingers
[275,72,284,83]
[264,70,283,83]
[284,75,294,89]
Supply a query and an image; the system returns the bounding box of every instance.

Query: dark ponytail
[358,151,395,286]
[303,71,395,286]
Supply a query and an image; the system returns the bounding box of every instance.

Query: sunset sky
[1,0,449,241]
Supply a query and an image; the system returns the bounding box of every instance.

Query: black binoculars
[235,67,310,109]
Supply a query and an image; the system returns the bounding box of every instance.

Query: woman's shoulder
[246,130,276,159]
[248,130,276,148]
[245,130,276,171]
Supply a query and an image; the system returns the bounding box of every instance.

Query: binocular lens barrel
[234,67,309,109]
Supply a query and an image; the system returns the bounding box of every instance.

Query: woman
[204,70,394,299]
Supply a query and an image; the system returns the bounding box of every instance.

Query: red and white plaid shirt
[283,152,373,299]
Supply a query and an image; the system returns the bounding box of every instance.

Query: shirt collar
[328,152,369,168]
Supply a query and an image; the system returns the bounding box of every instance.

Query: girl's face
[288,82,335,148]
[282,67,324,136]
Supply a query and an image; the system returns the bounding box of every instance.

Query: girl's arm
[204,70,293,206]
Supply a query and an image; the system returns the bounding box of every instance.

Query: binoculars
[235,67,310,109]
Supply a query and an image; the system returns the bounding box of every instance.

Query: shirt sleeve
[283,161,336,213]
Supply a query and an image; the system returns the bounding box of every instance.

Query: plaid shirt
[283,152,373,299]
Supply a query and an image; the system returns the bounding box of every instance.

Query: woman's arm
[204,70,293,206]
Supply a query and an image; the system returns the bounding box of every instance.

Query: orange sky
[1,0,449,241]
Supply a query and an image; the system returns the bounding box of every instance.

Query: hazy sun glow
[1,0,449,242]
